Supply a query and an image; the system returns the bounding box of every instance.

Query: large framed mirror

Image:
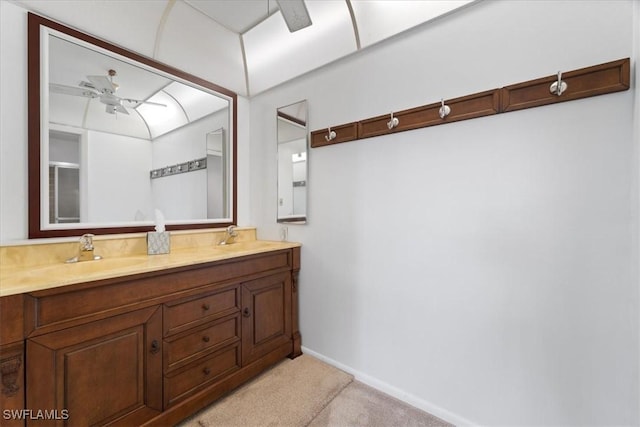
[28,13,237,238]
[277,101,308,224]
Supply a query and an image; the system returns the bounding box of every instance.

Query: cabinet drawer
[164,315,239,372]
[164,286,239,336]
[164,344,240,408]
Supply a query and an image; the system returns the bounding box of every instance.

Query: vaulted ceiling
[15,0,475,97]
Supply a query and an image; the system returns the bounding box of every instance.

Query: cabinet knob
[202,303,210,311]
[150,339,160,354]
[242,307,251,317]
[203,367,211,375]
[202,336,210,343]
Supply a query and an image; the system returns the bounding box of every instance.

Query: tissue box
[147,231,170,255]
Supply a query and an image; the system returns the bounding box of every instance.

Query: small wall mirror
[277,101,308,224]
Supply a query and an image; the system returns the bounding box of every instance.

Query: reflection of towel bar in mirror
[150,157,207,179]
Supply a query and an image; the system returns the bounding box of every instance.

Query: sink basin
[61,256,147,274]
[215,241,281,252]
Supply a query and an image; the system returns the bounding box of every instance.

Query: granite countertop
[0,239,300,297]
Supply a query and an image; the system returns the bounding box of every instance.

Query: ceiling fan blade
[122,98,167,107]
[87,75,115,94]
[79,81,96,90]
[50,83,99,98]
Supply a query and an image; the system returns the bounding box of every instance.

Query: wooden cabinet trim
[0,295,26,345]
[28,250,292,336]
[0,342,24,427]
[29,249,292,298]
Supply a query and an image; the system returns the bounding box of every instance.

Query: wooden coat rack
[310,58,630,148]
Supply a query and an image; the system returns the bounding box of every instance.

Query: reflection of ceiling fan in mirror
[49,69,166,115]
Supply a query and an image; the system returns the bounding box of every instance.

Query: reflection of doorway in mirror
[292,152,306,216]
[277,138,306,218]
[206,129,227,219]
[49,130,80,223]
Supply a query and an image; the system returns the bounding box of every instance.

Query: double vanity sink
[0,228,297,296]
[0,228,302,426]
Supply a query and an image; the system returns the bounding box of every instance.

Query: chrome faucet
[219,226,238,245]
[66,234,102,263]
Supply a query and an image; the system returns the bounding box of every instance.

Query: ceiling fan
[49,69,166,115]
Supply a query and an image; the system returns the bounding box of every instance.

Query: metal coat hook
[325,127,336,142]
[439,98,451,119]
[549,71,567,96]
[387,112,399,130]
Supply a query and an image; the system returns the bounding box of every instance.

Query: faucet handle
[80,234,94,251]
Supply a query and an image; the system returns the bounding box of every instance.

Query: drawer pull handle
[202,303,210,311]
[243,307,251,317]
[202,336,210,343]
[203,367,211,375]
[150,340,160,354]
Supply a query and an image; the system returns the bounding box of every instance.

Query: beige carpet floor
[309,381,452,427]
[179,354,451,427]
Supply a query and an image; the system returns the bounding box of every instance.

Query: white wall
[151,109,229,221]
[0,1,29,240]
[85,131,152,223]
[632,0,640,423]
[250,1,639,425]
[277,138,306,218]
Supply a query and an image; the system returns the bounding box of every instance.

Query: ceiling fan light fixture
[276,0,312,32]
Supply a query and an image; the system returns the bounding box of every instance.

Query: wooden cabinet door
[241,272,292,365]
[26,306,162,426]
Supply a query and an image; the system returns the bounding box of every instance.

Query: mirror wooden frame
[28,12,237,238]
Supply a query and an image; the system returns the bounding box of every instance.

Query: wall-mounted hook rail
[387,112,399,129]
[325,127,336,142]
[311,58,629,148]
[438,98,451,119]
[549,71,567,96]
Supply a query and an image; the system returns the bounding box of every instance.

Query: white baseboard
[301,346,478,427]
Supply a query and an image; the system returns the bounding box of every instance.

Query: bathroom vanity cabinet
[0,245,301,426]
